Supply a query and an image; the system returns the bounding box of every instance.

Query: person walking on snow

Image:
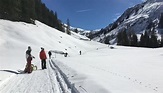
[39,47,47,69]
[48,51,52,59]
[24,46,35,73]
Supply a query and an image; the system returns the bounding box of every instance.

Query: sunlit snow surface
[0,20,163,93]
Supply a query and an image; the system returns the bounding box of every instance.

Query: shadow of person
[0,69,24,74]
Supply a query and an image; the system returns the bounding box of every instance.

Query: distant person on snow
[64,52,68,57]
[79,50,81,55]
[24,46,35,73]
[48,51,52,59]
[39,47,47,69]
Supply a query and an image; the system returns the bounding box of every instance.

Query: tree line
[117,29,163,48]
[117,13,163,48]
[0,0,64,32]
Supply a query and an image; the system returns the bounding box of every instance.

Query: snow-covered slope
[1,19,163,93]
[0,19,102,70]
[91,0,163,44]
[0,19,105,93]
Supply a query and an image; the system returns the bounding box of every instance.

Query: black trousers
[41,59,46,69]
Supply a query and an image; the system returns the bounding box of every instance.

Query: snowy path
[0,60,76,93]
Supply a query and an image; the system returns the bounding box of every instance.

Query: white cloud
[76,9,92,13]
[141,0,147,2]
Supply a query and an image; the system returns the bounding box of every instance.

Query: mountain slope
[0,19,103,69]
[90,0,163,44]
[0,19,106,93]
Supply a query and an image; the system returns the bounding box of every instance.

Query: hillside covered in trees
[0,0,64,31]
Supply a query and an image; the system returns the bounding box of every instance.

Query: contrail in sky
[76,9,92,13]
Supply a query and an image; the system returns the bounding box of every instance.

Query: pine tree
[0,0,64,32]
[117,31,123,45]
[21,0,31,23]
[57,19,64,32]
[104,36,110,44]
[12,0,22,21]
[35,0,42,21]
[66,19,71,35]
[130,33,138,46]
[29,0,36,22]
[122,30,129,46]
[144,31,150,47]
[0,0,11,19]
[149,28,158,48]
[139,33,144,47]
[160,35,163,47]
[117,29,129,46]
[74,28,78,33]
[139,31,150,47]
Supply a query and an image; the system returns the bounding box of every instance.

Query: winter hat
[41,47,44,50]
[28,46,31,50]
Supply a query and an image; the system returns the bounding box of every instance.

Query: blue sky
[41,0,144,30]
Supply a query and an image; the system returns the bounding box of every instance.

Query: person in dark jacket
[39,47,47,69]
[24,46,35,73]
[48,51,52,59]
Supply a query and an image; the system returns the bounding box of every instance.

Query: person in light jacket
[25,46,35,73]
[39,47,47,69]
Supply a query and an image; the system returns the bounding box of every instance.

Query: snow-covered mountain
[62,23,91,38]
[90,0,163,44]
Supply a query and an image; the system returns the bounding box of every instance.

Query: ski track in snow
[0,60,75,93]
[84,64,159,92]
[72,59,159,92]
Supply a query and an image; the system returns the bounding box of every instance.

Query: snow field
[0,19,163,93]
[54,46,163,93]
